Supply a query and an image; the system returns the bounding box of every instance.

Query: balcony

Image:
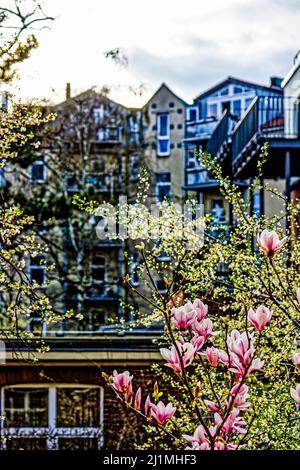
[185,168,220,190]
[206,110,236,166]
[95,126,122,144]
[64,172,119,193]
[231,96,300,177]
[185,117,218,142]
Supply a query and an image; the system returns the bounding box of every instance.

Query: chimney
[270,76,283,88]
[66,82,71,100]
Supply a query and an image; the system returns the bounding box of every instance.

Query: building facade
[183,76,283,224]
[142,83,187,204]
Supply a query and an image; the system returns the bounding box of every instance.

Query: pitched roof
[53,88,127,111]
[142,82,189,109]
[282,61,300,88]
[193,76,283,102]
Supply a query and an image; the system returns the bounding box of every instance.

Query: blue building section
[184,76,283,193]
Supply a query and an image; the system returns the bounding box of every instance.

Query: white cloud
[5,0,300,106]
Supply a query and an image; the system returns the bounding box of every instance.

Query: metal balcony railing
[95,126,122,143]
[185,117,218,141]
[64,172,118,193]
[231,96,298,167]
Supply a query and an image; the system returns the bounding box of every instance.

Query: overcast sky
[6,0,300,107]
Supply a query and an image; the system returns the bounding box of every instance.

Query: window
[233,99,242,117]
[187,171,208,185]
[177,124,183,129]
[156,280,167,294]
[222,101,230,113]
[220,87,229,96]
[186,107,198,122]
[30,255,46,285]
[169,102,175,108]
[245,97,254,110]
[130,255,140,286]
[91,254,105,283]
[151,103,157,109]
[96,127,121,143]
[177,108,183,114]
[156,173,171,202]
[253,192,261,217]
[211,199,226,224]
[0,168,5,188]
[187,149,201,169]
[156,114,170,156]
[131,155,140,181]
[93,106,104,123]
[31,160,46,183]
[1,385,103,450]
[233,86,243,94]
[208,103,218,118]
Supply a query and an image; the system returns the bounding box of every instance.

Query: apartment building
[143,83,187,204]
[0,86,162,450]
[183,76,283,223]
[205,60,300,224]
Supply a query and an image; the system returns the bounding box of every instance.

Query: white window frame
[156,113,170,156]
[30,160,47,183]
[0,384,104,450]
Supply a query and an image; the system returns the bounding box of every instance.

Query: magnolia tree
[87,149,300,450]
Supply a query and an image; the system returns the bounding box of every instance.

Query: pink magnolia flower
[134,387,141,410]
[227,330,255,366]
[257,229,287,257]
[171,303,195,329]
[151,401,176,425]
[226,330,264,378]
[191,334,205,353]
[290,384,300,405]
[182,425,208,445]
[205,346,220,367]
[192,298,208,322]
[216,443,237,450]
[248,305,272,331]
[112,370,133,400]
[292,352,300,366]
[186,441,210,450]
[204,399,219,412]
[160,341,195,373]
[192,318,220,342]
[297,288,300,306]
[215,409,247,435]
[229,384,250,410]
[145,395,152,416]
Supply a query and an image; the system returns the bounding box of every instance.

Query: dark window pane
[188,109,197,121]
[6,438,47,450]
[58,438,98,450]
[157,139,169,154]
[56,388,100,427]
[31,162,45,182]
[158,114,168,136]
[156,173,171,183]
[4,388,48,427]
